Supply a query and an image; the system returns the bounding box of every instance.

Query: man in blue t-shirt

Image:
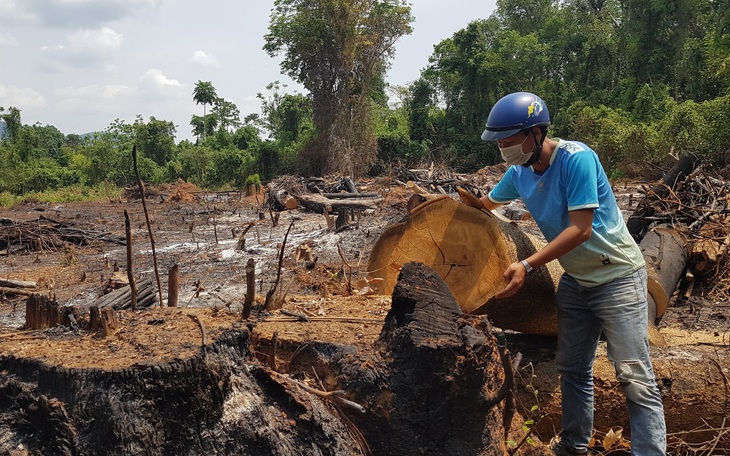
[478,92,666,456]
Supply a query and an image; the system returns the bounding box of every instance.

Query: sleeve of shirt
[564,150,600,211]
[487,167,520,204]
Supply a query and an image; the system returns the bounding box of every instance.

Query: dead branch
[265,219,295,311]
[124,210,138,310]
[132,145,164,307]
[268,370,366,414]
[187,313,208,347]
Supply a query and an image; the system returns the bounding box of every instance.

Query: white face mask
[499,135,531,166]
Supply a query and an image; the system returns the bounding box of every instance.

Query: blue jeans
[555,267,666,456]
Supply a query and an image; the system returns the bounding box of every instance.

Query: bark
[639,227,689,321]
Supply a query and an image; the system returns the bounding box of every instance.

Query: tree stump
[336,262,512,456]
[0,329,364,455]
[25,294,70,330]
[89,305,119,337]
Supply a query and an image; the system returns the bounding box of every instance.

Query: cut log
[639,227,689,321]
[0,287,35,297]
[367,195,561,335]
[367,196,687,339]
[90,276,157,310]
[0,279,37,288]
[274,189,298,210]
[297,193,383,214]
[320,192,379,199]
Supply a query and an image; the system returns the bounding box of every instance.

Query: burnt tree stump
[25,294,71,330]
[89,305,119,336]
[336,262,511,456]
[0,330,364,456]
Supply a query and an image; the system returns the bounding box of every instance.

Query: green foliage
[567,104,663,178]
[2,0,730,194]
[244,173,261,187]
[0,192,19,208]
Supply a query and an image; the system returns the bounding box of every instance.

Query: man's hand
[494,261,528,299]
[457,187,486,209]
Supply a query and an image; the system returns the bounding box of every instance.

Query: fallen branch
[187,313,208,347]
[0,287,35,297]
[268,370,366,414]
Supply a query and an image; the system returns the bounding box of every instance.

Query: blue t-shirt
[488,140,645,287]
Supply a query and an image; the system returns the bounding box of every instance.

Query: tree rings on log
[367,196,561,335]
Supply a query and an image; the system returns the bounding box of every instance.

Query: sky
[0,0,497,143]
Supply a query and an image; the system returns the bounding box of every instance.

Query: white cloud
[67,26,124,54]
[0,84,46,109]
[189,50,220,69]
[139,69,181,90]
[39,27,123,69]
[54,84,131,112]
[0,1,39,26]
[0,34,17,47]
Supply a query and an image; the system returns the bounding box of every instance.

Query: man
[478,92,666,456]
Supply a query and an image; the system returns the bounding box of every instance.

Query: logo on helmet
[527,99,544,119]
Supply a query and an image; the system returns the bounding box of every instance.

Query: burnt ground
[1,174,729,454]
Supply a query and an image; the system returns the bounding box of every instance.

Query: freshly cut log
[639,227,689,321]
[276,189,299,210]
[367,195,561,336]
[367,195,687,339]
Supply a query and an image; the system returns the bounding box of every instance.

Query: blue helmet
[481,92,550,141]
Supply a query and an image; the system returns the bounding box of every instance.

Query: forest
[1,0,729,205]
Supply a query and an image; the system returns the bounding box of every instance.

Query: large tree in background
[264,0,412,176]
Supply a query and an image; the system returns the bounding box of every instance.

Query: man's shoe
[550,437,588,456]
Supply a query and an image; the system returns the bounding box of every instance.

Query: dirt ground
[1,173,729,454]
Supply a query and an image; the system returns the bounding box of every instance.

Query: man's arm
[479,195,501,211]
[494,208,594,299]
